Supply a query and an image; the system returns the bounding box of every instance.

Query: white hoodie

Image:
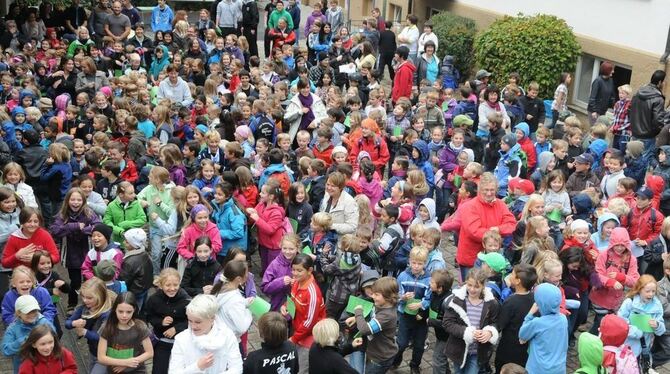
[169,320,243,374]
[216,288,253,340]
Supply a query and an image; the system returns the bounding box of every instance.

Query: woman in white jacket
[212,260,253,340]
[169,294,243,374]
[285,77,328,144]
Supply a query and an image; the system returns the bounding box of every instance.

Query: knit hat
[93,223,113,243]
[95,259,117,281]
[636,186,653,200]
[15,295,40,314]
[190,204,209,221]
[235,125,252,140]
[99,86,112,98]
[477,252,509,274]
[360,269,380,288]
[37,97,52,109]
[124,228,147,251]
[331,145,347,159]
[570,219,590,232]
[195,124,209,135]
[501,133,517,148]
[453,114,474,127]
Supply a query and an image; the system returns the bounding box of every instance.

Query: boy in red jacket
[622,186,664,262]
[514,122,537,170]
[391,46,416,105]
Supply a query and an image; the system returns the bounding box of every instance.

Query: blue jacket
[211,197,247,257]
[494,143,522,197]
[1,287,56,325]
[40,161,73,201]
[0,208,19,249]
[452,100,477,124]
[590,212,620,252]
[535,141,552,158]
[65,305,110,355]
[2,314,54,373]
[519,283,568,374]
[411,140,434,193]
[2,121,22,154]
[617,294,666,356]
[151,5,174,32]
[397,268,432,312]
[193,175,222,201]
[258,163,294,190]
[18,89,35,107]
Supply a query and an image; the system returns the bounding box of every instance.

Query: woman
[588,61,617,123]
[312,22,332,53]
[267,17,296,52]
[319,172,359,235]
[285,77,328,144]
[20,10,46,42]
[45,57,77,98]
[338,26,353,51]
[75,57,109,98]
[185,37,207,61]
[355,41,376,71]
[414,40,440,86]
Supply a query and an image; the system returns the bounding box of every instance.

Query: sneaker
[648,369,659,374]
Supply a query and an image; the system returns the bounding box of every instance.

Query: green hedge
[474,14,580,98]
[430,11,477,82]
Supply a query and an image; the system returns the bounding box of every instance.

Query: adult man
[216,0,241,38]
[391,46,415,105]
[377,20,396,81]
[397,14,419,62]
[104,1,131,42]
[631,70,667,166]
[456,173,517,279]
[151,0,174,33]
[157,64,194,107]
[89,0,111,40]
[121,0,142,27]
[241,0,259,57]
[63,0,87,41]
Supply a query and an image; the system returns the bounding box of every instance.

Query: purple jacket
[169,164,187,186]
[261,253,292,311]
[49,208,101,269]
[304,10,326,36]
[224,46,245,65]
[438,143,462,190]
[2,287,56,325]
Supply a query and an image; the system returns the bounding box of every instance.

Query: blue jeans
[459,266,471,283]
[435,187,451,222]
[393,312,429,368]
[365,356,394,374]
[454,354,479,374]
[348,350,366,374]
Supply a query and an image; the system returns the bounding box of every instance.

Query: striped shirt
[466,298,484,353]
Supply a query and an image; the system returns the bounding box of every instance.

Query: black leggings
[67,268,82,308]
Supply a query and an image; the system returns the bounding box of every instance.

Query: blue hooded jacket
[572,193,594,225]
[519,283,568,374]
[2,314,55,372]
[258,163,294,190]
[211,197,248,257]
[591,212,620,252]
[18,89,34,107]
[2,121,22,153]
[588,139,608,173]
[494,143,522,197]
[411,139,434,192]
[514,122,530,139]
[10,106,26,127]
[151,4,174,32]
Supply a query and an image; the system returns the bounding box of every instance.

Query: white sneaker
[648,368,659,374]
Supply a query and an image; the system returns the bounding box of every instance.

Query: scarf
[298,93,315,130]
[485,100,500,110]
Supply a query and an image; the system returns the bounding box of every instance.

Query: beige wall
[414,0,670,108]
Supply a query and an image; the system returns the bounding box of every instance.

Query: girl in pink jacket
[247,180,286,274]
[176,204,222,263]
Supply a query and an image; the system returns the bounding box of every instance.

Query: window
[389,4,403,23]
[426,7,440,20]
[573,54,632,110]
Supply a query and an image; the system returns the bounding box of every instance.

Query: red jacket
[590,228,640,310]
[456,196,516,267]
[621,204,664,242]
[268,27,296,49]
[517,136,537,170]
[312,143,334,167]
[645,174,664,211]
[18,349,77,374]
[288,274,325,348]
[561,237,599,265]
[349,135,390,174]
[599,314,630,371]
[391,60,416,104]
[120,158,138,184]
[240,185,258,208]
[1,228,59,269]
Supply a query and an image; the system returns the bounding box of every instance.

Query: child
[81,223,123,281]
[601,151,626,201]
[365,204,404,274]
[494,133,524,198]
[30,251,70,310]
[611,84,633,152]
[176,204,223,263]
[211,181,247,260]
[102,181,147,245]
[495,263,537,372]
[118,228,153,309]
[1,295,55,373]
[301,211,338,267]
[262,234,300,311]
[520,216,557,271]
[18,324,77,373]
[423,227,446,273]
[443,268,499,372]
[424,269,454,374]
[97,292,154,373]
[518,282,568,373]
[623,186,664,265]
[244,312,300,374]
[2,265,56,327]
[590,227,640,335]
[288,182,314,234]
[180,236,222,296]
[618,275,666,370]
[212,260,253,342]
[2,162,38,209]
[281,254,326,371]
[107,141,138,184]
[393,246,432,371]
[652,257,670,367]
[143,268,190,374]
[39,143,73,224]
[591,212,620,252]
[559,247,593,342]
[625,141,647,184]
[320,233,362,318]
[95,259,126,294]
[514,122,537,170]
[534,128,552,159]
[247,179,286,274]
[96,160,123,203]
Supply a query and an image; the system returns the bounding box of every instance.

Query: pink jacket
[81,244,123,280]
[589,227,640,311]
[255,202,285,250]
[176,221,223,259]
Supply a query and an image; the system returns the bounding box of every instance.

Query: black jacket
[180,258,222,297]
[378,29,397,57]
[243,341,299,374]
[631,83,667,139]
[427,289,451,341]
[518,95,545,133]
[241,0,259,27]
[587,76,616,115]
[143,288,191,340]
[119,250,153,295]
[308,175,326,214]
[308,344,358,374]
[13,143,47,187]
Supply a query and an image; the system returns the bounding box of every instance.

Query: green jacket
[66,39,96,58]
[103,198,147,245]
[267,9,293,29]
[137,182,175,223]
[575,332,607,374]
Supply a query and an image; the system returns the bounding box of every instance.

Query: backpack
[362,226,405,273]
[282,216,294,234]
[603,345,639,374]
[268,171,291,199]
[251,113,276,144]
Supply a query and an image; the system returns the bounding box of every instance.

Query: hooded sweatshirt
[618,293,666,356]
[519,283,568,374]
[590,228,640,310]
[591,212,620,252]
[576,332,606,374]
[216,288,253,340]
[599,314,630,370]
[410,198,439,231]
[261,253,293,311]
[411,140,434,192]
[176,221,223,259]
[645,174,664,211]
[391,60,416,104]
[514,122,536,170]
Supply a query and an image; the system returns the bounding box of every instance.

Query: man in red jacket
[456,172,517,280]
[391,46,416,105]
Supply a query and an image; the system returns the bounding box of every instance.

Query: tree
[474,14,581,98]
[431,11,477,82]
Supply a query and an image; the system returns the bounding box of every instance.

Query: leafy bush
[474,14,580,99]
[431,11,477,82]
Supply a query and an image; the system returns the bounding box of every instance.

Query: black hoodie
[631,83,667,139]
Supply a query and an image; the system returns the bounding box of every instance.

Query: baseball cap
[95,259,117,281]
[636,186,653,200]
[15,295,40,314]
[453,114,474,127]
[475,69,492,80]
[477,252,509,274]
[509,178,535,196]
[501,133,517,148]
[574,153,594,165]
